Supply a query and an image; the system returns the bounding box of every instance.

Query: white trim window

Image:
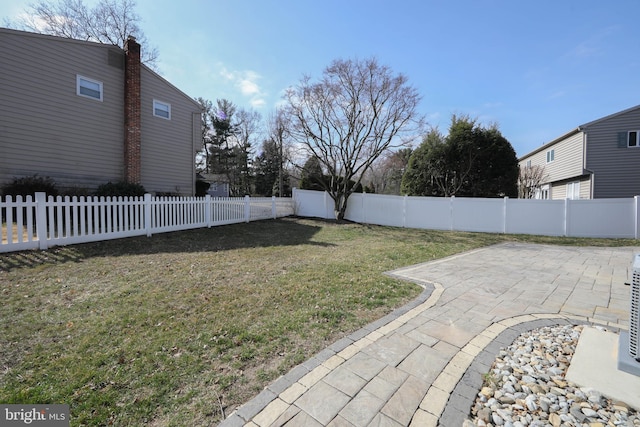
[546,149,555,163]
[153,99,171,120]
[76,75,103,101]
[628,131,639,147]
[566,181,580,200]
[535,184,550,199]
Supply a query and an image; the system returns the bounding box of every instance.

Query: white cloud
[250,98,266,108]
[239,78,259,96]
[219,67,235,81]
[218,67,266,108]
[14,12,49,32]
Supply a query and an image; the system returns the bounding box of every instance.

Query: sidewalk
[219,243,638,427]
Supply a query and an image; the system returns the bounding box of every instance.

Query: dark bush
[94,181,146,197]
[61,186,91,197]
[1,175,59,198]
[195,180,210,197]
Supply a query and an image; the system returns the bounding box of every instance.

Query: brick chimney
[124,36,141,184]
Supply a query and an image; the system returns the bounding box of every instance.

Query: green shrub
[94,181,146,197]
[1,175,59,198]
[61,186,91,197]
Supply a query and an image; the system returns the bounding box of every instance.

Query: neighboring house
[0,28,202,195]
[198,173,230,197]
[518,104,640,199]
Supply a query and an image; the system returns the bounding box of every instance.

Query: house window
[526,160,531,168]
[546,149,555,163]
[566,181,580,200]
[153,100,171,119]
[76,75,103,101]
[628,131,639,147]
[537,184,550,200]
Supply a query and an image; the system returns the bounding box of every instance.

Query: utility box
[618,253,640,375]
[631,254,640,360]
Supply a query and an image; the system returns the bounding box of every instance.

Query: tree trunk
[333,193,348,222]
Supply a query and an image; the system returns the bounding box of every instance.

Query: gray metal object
[618,254,640,376]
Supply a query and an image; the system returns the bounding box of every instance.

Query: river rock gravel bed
[464,324,639,427]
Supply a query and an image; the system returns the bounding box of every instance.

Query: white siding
[519,131,586,200]
[552,183,566,199]
[546,132,584,182]
[579,176,592,199]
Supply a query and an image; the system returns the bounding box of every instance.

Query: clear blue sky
[2,0,639,157]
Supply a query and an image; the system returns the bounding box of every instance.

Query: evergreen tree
[402,116,518,197]
[254,139,290,196]
[299,156,325,191]
[208,99,237,182]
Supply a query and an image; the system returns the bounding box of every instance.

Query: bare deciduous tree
[195,97,214,173]
[267,108,291,197]
[518,165,547,198]
[285,57,424,220]
[8,0,158,68]
[366,148,413,195]
[234,108,261,195]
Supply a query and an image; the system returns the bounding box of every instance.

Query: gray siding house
[518,104,640,199]
[198,173,230,197]
[0,28,202,195]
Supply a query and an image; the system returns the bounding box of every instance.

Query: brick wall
[124,36,141,184]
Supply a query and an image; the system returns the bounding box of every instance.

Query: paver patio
[219,243,639,427]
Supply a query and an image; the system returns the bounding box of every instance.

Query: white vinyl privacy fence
[1,193,294,253]
[293,189,640,239]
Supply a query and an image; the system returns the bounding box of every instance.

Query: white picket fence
[1,193,294,253]
[293,189,640,239]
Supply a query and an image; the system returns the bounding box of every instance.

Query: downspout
[193,111,202,196]
[580,128,595,199]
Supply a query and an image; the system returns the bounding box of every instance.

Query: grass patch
[0,217,635,425]
[1,222,34,244]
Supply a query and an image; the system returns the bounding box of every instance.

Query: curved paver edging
[219,276,442,427]
[415,314,625,427]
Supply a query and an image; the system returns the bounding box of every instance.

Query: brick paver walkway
[219,243,637,427]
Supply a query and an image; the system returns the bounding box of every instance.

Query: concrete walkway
[219,243,638,427]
